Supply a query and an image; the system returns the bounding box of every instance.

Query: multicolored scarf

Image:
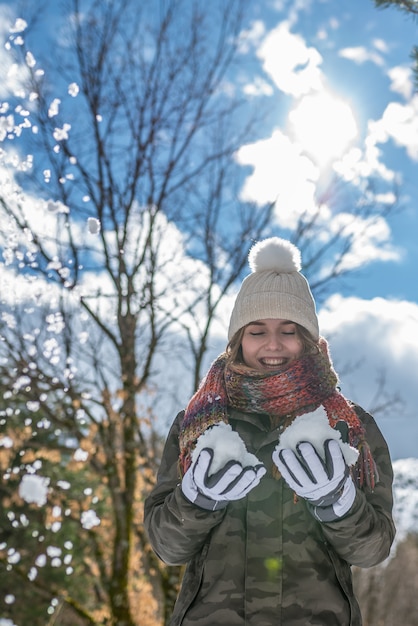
[179,338,378,489]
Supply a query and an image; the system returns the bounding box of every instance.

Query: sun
[288,91,358,168]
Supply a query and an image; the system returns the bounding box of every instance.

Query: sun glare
[288,91,358,167]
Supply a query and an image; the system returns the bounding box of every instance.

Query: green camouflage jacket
[144,404,395,625]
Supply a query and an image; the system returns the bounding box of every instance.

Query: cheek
[291,338,304,357]
[241,338,256,362]
[241,341,251,359]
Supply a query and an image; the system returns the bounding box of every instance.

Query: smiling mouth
[259,357,288,368]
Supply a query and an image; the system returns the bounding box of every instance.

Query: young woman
[144,237,395,626]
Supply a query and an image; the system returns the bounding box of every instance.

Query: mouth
[259,357,289,369]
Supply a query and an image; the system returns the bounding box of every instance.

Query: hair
[226,321,319,368]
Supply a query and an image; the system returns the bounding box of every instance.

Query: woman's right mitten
[181,447,266,511]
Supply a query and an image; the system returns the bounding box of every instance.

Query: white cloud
[326,213,400,271]
[319,295,418,460]
[316,16,339,42]
[334,124,397,185]
[257,21,324,97]
[269,0,314,23]
[388,65,413,100]
[370,97,418,161]
[373,38,389,54]
[241,22,399,213]
[234,124,398,270]
[243,76,274,97]
[238,20,266,54]
[338,46,385,67]
[234,123,398,274]
[235,128,319,226]
[288,91,358,167]
[243,15,412,246]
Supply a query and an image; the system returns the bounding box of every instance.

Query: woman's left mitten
[273,439,356,522]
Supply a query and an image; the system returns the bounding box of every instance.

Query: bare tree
[0,1,272,624]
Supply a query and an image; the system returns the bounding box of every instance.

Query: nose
[265,332,282,350]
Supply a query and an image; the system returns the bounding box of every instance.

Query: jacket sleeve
[320,405,396,568]
[143,411,226,566]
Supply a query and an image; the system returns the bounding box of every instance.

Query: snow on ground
[391,458,418,553]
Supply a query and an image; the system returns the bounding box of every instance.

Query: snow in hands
[192,422,262,475]
[274,406,359,467]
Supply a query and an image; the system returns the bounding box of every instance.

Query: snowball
[275,406,359,466]
[192,422,262,475]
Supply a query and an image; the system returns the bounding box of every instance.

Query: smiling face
[241,319,304,373]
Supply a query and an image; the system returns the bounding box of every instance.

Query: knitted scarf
[179,338,378,489]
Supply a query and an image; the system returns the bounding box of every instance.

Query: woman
[144,237,395,626]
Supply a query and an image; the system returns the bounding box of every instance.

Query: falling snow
[68,82,79,97]
[87,217,101,234]
[18,474,50,506]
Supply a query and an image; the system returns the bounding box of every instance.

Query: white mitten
[273,439,356,522]
[182,448,266,511]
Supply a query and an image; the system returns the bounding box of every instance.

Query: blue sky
[236,0,418,300]
[0,0,417,460]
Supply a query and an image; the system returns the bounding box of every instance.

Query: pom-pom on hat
[228,237,319,340]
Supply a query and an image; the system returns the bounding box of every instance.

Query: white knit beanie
[228,237,319,341]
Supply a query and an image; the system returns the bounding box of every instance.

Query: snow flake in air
[48,98,61,118]
[81,510,100,529]
[9,18,28,34]
[19,474,50,506]
[87,217,101,234]
[68,82,80,97]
